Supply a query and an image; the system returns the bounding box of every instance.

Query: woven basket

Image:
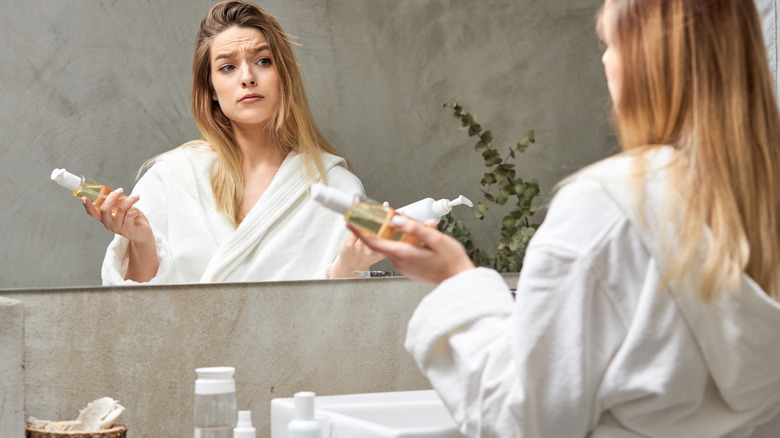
[26,422,126,438]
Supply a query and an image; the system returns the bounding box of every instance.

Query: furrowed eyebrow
[214,43,270,62]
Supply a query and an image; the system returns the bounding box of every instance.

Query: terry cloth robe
[101,144,364,285]
[405,147,780,437]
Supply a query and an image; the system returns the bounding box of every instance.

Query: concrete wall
[2,275,520,437]
[0,0,612,288]
[0,297,24,438]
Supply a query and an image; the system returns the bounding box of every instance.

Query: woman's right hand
[82,188,153,244]
[83,188,159,282]
[350,218,475,285]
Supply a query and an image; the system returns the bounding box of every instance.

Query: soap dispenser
[397,195,473,223]
[287,391,321,438]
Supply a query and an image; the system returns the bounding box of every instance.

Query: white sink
[270,390,463,438]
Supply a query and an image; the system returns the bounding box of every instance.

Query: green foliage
[438,101,541,272]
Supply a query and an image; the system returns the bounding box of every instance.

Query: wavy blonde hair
[179,1,342,226]
[598,0,780,300]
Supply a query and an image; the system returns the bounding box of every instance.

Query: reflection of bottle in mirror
[397,195,473,224]
[51,168,127,211]
[310,183,419,244]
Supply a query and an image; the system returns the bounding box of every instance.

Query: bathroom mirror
[9,0,746,289]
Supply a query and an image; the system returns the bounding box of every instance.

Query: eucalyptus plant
[438,101,542,272]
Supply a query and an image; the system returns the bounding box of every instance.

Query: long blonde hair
[184,1,342,226]
[600,0,780,300]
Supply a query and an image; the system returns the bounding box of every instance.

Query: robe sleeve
[319,164,366,279]
[101,161,176,285]
[404,180,631,437]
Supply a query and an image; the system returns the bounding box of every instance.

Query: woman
[355,0,780,436]
[86,1,377,284]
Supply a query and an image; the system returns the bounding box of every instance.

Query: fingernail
[115,188,124,195]
[392,215,407,227]
[132,194,140,200]
[82,198,88,206]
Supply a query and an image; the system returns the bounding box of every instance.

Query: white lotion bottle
[287,391,321,438]
[233,410,256,438]
[396,195,473,223]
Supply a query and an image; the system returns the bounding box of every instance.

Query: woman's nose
[241,67,256,87]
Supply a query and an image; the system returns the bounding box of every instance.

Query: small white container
[287,392,321,438]
[233,410,256,438]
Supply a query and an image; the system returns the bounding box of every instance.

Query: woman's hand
[83,188,159,282]
[350,218,475,285]
[82,188,153,244]
[329,232,386,278]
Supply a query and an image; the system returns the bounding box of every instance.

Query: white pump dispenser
[287,391,321,438]
[397,195,473,224]
[233,410,256,438]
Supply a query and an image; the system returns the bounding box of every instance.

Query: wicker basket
[26,422,126,438]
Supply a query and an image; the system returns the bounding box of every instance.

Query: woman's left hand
[328,232,386,278]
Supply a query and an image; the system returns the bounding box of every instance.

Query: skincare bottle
[287,392,321,438]
[397,195,473,224]
[194,367,237,438]
[51,168,126,209]
[233,410,256,438]
[310,183,419,244]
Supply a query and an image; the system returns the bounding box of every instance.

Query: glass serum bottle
[310,183,419,244]
[51,168,126,210]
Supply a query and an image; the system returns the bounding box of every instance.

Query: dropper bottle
[51,168,126,210]
[397,195,473,224]
[310,183,419,244]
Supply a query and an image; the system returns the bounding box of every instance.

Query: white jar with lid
[193,367,237,438]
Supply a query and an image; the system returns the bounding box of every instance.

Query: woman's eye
[258,57,272,67]
[219,64,235,72]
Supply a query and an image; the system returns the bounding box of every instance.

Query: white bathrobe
[405,147,780,437]
[101,144,363,285]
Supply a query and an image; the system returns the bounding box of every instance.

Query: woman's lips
[239,94,264,103]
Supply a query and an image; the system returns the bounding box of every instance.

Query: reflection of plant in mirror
[438,101,542,272]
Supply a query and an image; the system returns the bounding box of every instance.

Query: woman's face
[599,2,622,106]
[210,26,280,130]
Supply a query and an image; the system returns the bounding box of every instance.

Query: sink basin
[270,390,463,438]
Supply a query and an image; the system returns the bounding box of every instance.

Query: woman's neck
[233,123,286,170]
[232,123,287,218]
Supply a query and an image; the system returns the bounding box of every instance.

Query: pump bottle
[287,392,321,438]
[397,195,473,224]
[233,410,256,438]
[310,183,419,244]
[51,168,126,210]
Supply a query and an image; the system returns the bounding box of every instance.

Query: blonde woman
[86,1,377,284]
[355,0,780,436]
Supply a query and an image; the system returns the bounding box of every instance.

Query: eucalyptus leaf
[441,101,543,272]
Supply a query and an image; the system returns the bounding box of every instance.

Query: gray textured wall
[0,0,612,288]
